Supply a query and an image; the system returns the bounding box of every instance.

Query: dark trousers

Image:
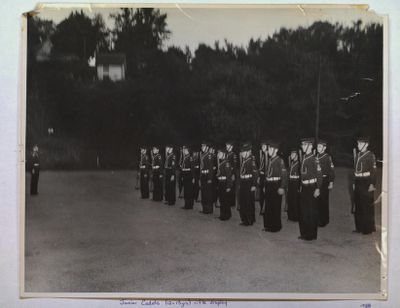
[201,176,214,213]
[178,170,184,197]
[165,169,176,205]
[30,169,40,195]
[218,181,231,220]
[194,170,200,201]
[264,181,282,232]
[259,176,265,213]
[152,171,163,201]
[140,171,149,198]
[239,179,255,225]
[354,178,376,234]
[230,176,237,207]
[183,172,194,209]
[318,177,330,227]
[299,183,318,240]
[287,179,300,222]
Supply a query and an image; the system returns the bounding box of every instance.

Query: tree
[52,10,109,60]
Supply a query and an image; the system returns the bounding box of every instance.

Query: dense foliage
[26,9,383,169]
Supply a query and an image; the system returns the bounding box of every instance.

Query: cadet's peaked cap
[201,141,210,146]
[152,145,160,149]
[317,139,328,146]
[225,140,234,146]
[269,140,280,149]
[260,139,270,145]
[165,143,174,148]
[357,136,370,143]
[241,142,252,152]
[301,137,314,144]
[217,147,226,153]
[140,145,147,149]
[182,144,191,150]
[290,148,299,153]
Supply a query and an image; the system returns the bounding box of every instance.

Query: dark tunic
[30,152,40,195]
[139,153,150,198]
[299,153,322,240]
[239,156,258,225]
[164,152,177,205]
[181,154,195,209]
[353,150,377,234]
[151,153,164,201]
[287,159,300,222]
[317,152,335,227]
[258,150,267,214]
[217,159,233,220]
[226,150,238,207]
[264,155,287,232]
[200,151,214,214]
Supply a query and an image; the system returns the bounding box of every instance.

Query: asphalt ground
[25,167,382,293]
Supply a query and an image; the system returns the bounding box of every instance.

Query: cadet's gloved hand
[32,169,35,175]
[207,179,212,184]
[226,188,231,192]
[278,188,285,195]
[192,178,195,184]
[328,182,333,189]
[352,184,355,191]
[313,188,320,198]
[159,174,163,178]
[171,175,175,181]
[368,184,376,192]
[251,186,256,192]
[144,174,147,178]
[257,178,260,185]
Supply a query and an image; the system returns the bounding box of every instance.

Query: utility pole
[315,54,321,143]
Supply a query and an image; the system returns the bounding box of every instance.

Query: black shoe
[352,230,360,233]
[239,222,249,226]
[298,236,304,240]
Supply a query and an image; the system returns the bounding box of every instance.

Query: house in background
[96,53,126,81]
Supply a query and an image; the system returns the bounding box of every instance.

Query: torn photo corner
[20,3,388,300]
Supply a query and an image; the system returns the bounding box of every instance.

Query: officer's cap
[301,137,314,144]
[268,140,280,149]
[240,142,252,152]
[317,139,328,146]
[357,136,369,143]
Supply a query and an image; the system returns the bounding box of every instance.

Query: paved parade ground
[24,168,382,293]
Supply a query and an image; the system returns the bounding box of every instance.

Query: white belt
[289,175,299,179]
[165,167,172,169]
[240,174,252,179]
[218,176,227,180]
[201,170,209,174]
[33,163,39,167]
[194,166,200,169]
[323,174,328,178]
[302,178,317,185]
[152,166,160,169]
[140,166,146,169]
[266,177,281,182]
[182,168,190,171]
[355,172,370,177]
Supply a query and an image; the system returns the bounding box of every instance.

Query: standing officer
[226,141,238,208]
[353,136,377,235]
[192,149,201,202]
[200,142,214,214]
[178,146,184,198]
[151,146,163,201]
[298,138,322,241]
[263,141,287,232]
[164,144,177,206]
[316,140,335,227]
[287,149,301,222]
[238,142,258,226]
[181,145,196,209]
[258,140,268,215]
[217,148,233,220]
[209,144,218,207]
[30,144,40,195]
[139,146,150,199]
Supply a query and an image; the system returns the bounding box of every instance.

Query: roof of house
[96,53,126,66]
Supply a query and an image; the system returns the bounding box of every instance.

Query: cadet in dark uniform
[181,145,195,209]
[139,146,150,198]
[287,149,301,222]
[178,146,184,198]
[263,141,287,232]
[164,145,177,206]
[299,138,322,241]
[316,140,335,227]
[353,137,377,235]
[238,143,258,226]
[217,148,233,220]
[209,145,218,207]
[151,146,163,201]
[200,142,214,214]
[258,140,268,215]
[30,145,40,195]
[225,141,238,208]
[192,150,201,202]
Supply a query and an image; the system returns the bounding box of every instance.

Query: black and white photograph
[22,4,387,299]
